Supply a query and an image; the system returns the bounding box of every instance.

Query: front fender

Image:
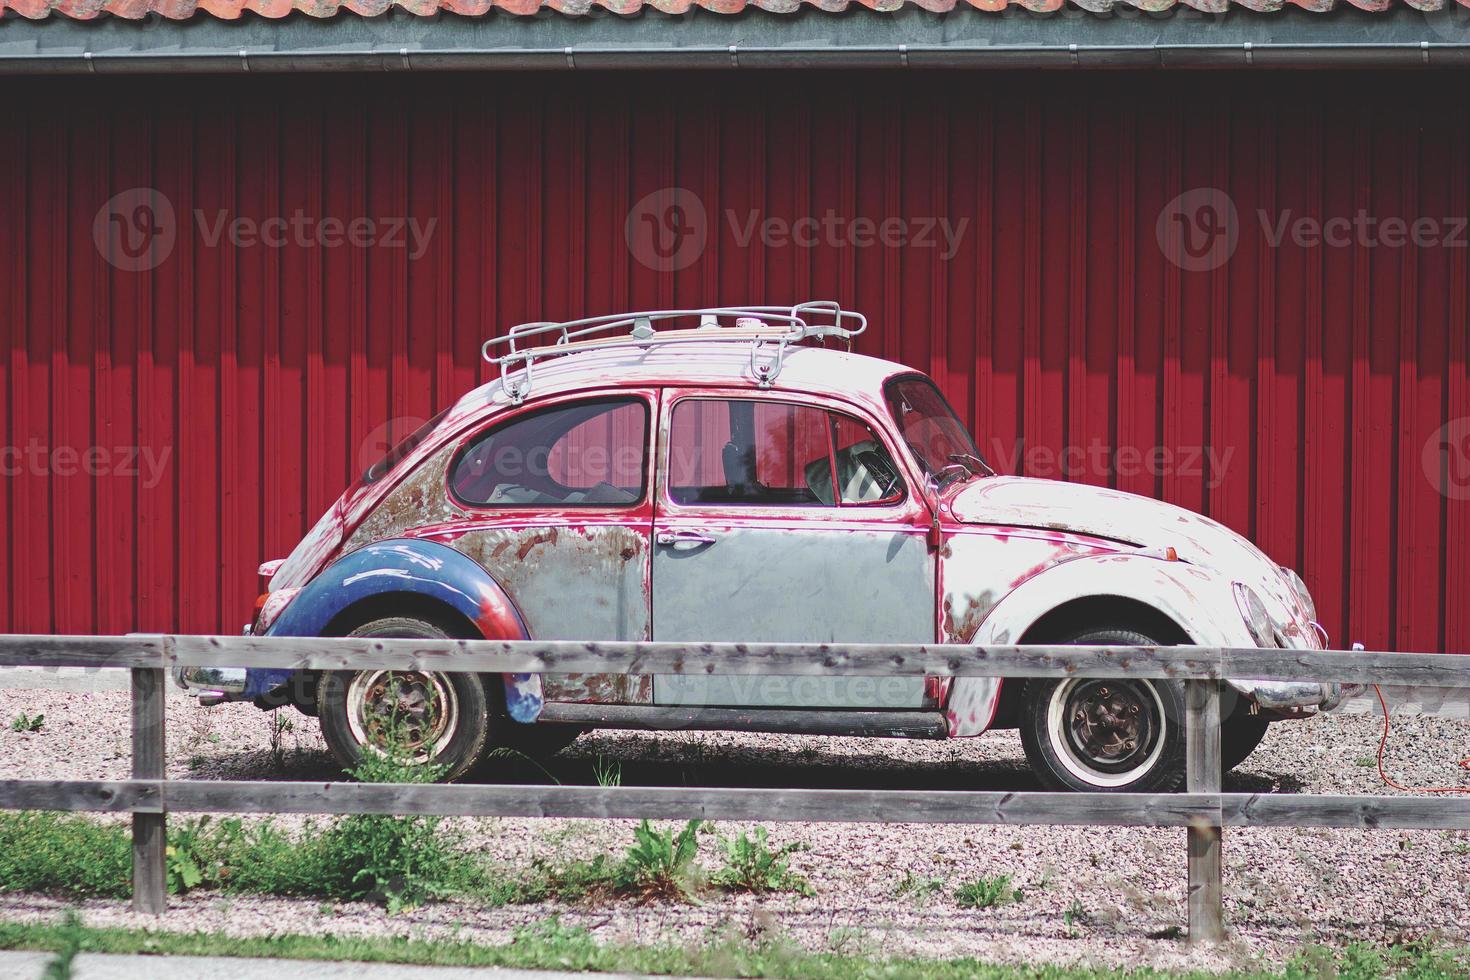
[946,553,1250,736]
[255,538,543,722]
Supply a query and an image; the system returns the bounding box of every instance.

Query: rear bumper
[172,666,248,703]
[1228,679,1348,713]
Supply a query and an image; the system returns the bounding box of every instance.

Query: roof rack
[480,301,866,404]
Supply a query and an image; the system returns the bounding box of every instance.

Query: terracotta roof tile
[1,0,1459,20]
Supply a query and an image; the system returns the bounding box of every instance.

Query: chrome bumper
[172,666,248,702]
[1228,679,1348,713]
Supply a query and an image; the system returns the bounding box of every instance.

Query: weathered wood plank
[0,635,162,669]
[162,782,1226,826]
[131,667,167,915]
[0,780,159,812]
[1185,679,1225,945]
[163,635,1470,685]
[1221,794,1470,830]
[0,778,1465,831]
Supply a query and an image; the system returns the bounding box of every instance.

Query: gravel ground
[0,684,1466,975]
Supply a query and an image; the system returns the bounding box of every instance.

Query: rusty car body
[176,303,1344,791]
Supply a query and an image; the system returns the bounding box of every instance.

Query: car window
[824,413,904,505]
[883,375,986,480]
[362,409,449,485]
[667,398,902,507]
[450,397,648,507]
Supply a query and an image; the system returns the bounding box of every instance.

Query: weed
[266,713,294,769]
[1355,757,1377,768]
[711,827,813,896]
[9,712,43,733]
[1064,899,1090,934]
[320,730,464,912]
[591,755,621,788]
[39,911,81,980]
[0,812,131,897]
[165,819,212,894]
[615,819,703,900]
[894,869,946,905]
[954,874,1019,909]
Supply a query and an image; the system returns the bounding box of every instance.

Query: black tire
[1019,627,1187,793]
[1221,711,1270,773]
[317,616,490,782]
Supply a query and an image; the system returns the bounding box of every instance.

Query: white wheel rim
[1045,679,1168,788]
[344,670,460,764]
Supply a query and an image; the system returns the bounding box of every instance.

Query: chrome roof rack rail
[480,301,866,404]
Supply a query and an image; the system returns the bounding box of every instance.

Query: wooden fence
[1,634,1468,945]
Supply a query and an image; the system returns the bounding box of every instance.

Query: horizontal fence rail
[2,634,1468,685]
[0,633,1466,943]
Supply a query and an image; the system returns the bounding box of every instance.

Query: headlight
[1282,567,1316,623]
[1232,582,1276,647]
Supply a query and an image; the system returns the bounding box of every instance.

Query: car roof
[450,341,916,423]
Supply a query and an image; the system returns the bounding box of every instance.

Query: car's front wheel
[317,616,490,782]
[1019,627,1186,793]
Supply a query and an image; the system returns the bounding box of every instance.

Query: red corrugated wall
[1,72,1466,653]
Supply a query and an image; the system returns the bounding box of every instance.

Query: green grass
[0,918,1465,980]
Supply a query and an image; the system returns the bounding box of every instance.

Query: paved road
[0,950,677,980]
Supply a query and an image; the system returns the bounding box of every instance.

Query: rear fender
[259,538,543,722]
[946,553,1247,736]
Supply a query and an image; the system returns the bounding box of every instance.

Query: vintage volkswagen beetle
[176,303,1343,791]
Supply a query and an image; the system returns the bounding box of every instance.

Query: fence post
[131,663,167,914]
[1184,678,1223,944]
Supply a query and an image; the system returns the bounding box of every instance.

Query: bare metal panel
[652,525,932,708]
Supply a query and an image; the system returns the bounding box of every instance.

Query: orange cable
[1372,684,1470,794]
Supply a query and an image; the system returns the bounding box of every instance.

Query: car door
[441,390,656,704]
[651,388,935,709]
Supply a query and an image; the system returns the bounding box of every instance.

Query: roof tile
[1,0,1461,19]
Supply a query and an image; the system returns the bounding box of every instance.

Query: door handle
[656,529,717,549]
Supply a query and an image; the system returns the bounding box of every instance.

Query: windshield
[883,375,988,483]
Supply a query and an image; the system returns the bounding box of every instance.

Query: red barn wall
[1,72,1466,652]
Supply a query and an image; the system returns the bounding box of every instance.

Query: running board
[536,703,948,739]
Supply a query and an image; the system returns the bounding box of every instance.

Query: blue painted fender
[250,538,543,722]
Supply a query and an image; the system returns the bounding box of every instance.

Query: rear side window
[667,398,903,506]
[362,410,449,485]
[450,398,648,507]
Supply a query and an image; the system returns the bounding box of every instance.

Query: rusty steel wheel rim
[344,670,460,764]
[1046,678,1167,788]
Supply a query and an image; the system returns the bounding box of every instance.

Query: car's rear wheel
[1221,710,1269,773]
[317,616,490,782]
[1019,627,1187,793]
